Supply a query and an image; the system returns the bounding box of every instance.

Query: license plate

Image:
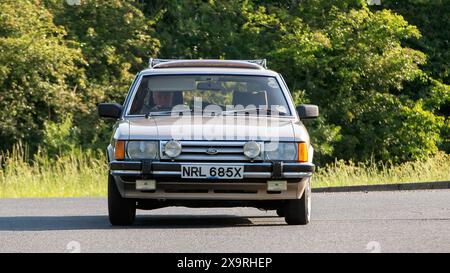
[181,164,244,179]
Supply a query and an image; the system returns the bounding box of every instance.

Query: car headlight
[243,141,261,159]
[164,140,182,158]
[127,141,158,160]
[264,142,297,161]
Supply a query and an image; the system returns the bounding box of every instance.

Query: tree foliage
[44,0,161,149]
[376,0,450,85]
[0,0,85,151]
[272,6,445,163]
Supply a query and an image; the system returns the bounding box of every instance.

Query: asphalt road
[0,190,449,253]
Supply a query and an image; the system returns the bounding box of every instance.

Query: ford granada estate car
[98,59,318,225]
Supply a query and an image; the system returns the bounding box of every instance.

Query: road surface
[0,190,449,252]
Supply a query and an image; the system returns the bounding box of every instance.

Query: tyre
[108,174,136,225]
[276,207,285,217]
[285,178,311,225]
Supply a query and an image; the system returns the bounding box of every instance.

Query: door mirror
[296,104,319,119]
[98,103,122,119]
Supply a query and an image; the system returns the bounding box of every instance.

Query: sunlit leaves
[0,0,85,151]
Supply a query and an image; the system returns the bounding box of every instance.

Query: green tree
[376,0,450,84]
[0,0,85,151]
[374,0,450,152]
[44,0,161,149]
[273,4,444,162]
[46,0,159,89]
[148,0,248,59]
[42,114,80,158]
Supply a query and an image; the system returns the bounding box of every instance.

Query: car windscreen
[128,75,291,116]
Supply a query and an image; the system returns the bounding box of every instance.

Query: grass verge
[313,152,450,188]
[0,146,107,198]
[1,146,449,198]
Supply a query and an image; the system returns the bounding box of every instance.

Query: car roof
[139,59,280,77]
[139,67,280,77]
[153,59,264,69]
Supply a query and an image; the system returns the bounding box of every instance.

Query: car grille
[159,141,263,161]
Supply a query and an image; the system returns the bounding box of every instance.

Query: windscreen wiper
[145,109,193,118]
[219,107,287,116]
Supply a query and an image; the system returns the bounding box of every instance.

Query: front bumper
[109,161,315,179]
[110,161,314,200]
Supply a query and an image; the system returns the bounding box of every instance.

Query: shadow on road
[0,214,284,231]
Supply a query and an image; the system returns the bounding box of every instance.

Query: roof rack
[148,58,267,69]
[243,59,267,68]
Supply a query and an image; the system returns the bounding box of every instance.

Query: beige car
[98,59,318,225]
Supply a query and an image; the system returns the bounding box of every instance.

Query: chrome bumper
[109,161,314,179]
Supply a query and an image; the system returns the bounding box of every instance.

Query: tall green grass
[313,152,450,188]
[0,144,449,198]
[0,144,107,198]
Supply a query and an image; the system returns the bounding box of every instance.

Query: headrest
[232,91,268,107]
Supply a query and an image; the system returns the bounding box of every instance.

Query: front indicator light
[115,140,125,161]
[298,142,308,162]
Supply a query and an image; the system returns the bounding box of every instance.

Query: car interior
[129,76,288,115]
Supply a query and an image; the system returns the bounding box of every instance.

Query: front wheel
[108,174,136,226]
[276,208,285,217]
[285,178,311,225]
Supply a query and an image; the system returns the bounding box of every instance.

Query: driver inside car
[150,91,174,111]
